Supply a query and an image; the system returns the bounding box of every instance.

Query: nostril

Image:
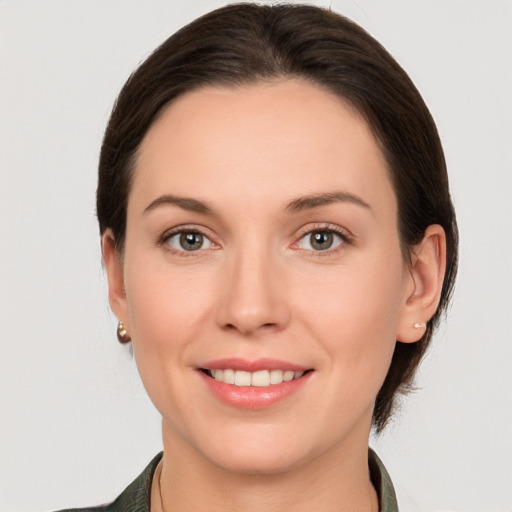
[222,321,279,336]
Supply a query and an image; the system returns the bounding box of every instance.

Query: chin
[197,427,317,476]
[210,448,304,476]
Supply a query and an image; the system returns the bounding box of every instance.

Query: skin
[103,79,446,512]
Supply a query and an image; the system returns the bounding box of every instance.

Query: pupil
[311,231,333,250]
[180,232,203,251]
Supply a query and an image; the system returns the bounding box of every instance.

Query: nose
[215,245,291,336]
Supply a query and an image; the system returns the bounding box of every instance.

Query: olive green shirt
[56,449,398,512]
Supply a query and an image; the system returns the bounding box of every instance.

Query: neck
[153,421,378,512]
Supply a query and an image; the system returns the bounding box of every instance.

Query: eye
[297,229,345,252]
[166,231,214,252]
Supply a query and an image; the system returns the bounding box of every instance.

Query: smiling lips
[199,359,312,409]
[207,368,305,386]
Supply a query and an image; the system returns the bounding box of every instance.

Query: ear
[396,224,447,343]
[101,230,129,328]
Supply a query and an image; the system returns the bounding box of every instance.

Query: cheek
[294,251,406,382]
[124,254,212,343]
[121,258,216,419]
[122,254,214,385]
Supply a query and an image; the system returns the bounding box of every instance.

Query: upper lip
[199,358,311,372]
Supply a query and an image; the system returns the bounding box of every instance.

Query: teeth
[223,368,235,384]
[208,368,306,386]
[270,369,284,384]
[283,370,294,381]
[251,370,270,387]
[234,370,251,386]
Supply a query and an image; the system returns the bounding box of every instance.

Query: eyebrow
[143,195,213,215]
[285,191,371,213]
[143,190,371,216]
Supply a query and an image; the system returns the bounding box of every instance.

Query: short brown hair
[97,3,458,432]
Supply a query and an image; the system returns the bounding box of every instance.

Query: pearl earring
[413,322,426,329]
[117,321,131,343]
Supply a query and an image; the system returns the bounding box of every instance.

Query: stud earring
[117,321,131,343]
[413,322,426,329]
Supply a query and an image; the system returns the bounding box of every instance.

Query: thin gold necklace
[156,460,166,512]
[156,460,379,512]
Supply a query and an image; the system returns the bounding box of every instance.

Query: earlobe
[396,224,447,343]
[101,230,129,326]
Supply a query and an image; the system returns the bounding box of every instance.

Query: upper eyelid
[158,222,352,247]
[160,227,219,256]
[161,224,214,240]
[290,223,353,254]
[158,226,218,252]
[295,222,353,239]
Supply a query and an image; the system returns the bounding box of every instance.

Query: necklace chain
[157,460,166,512]
[155,459,378,512]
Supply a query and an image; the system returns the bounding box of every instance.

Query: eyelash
[159,223,352,257]
[159,225,216,257]
[293,223,352,257]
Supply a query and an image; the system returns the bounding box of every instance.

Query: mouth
[197,358,313,408]
[201,368,310,387]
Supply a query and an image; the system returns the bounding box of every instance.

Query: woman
[66,3,457,511]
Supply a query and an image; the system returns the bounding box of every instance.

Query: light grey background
[1,1,511,511]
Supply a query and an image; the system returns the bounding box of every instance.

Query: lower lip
[199,371,311,409]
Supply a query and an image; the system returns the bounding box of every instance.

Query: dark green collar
[369,448,399,512]
[55,453,162,512]
[57,449,398,511]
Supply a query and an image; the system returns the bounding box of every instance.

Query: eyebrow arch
[285,191,372,213]
[143,195,213,215]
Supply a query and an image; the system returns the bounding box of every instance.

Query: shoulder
[53,453,163,512]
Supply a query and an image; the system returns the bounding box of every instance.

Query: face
[110,80,417,474]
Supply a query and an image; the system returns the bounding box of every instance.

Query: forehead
[131,79,395,215]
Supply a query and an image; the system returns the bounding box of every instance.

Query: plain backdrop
[1,1,511,511]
